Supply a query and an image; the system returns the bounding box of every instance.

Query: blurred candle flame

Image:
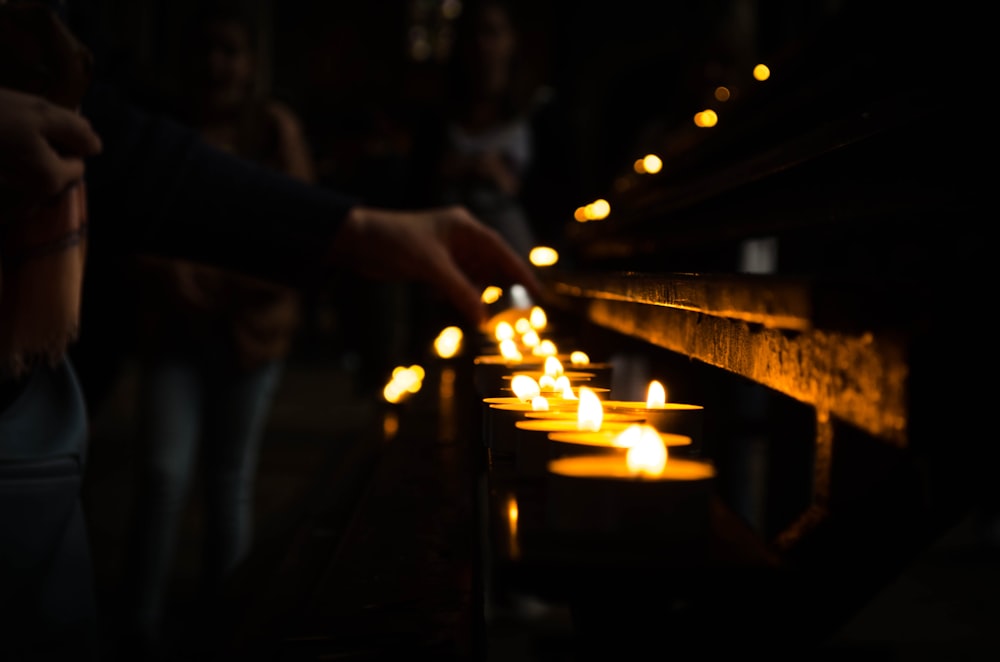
[514,317,532,335]
[499,339,522,362]
[543,356,564,378]
[383,365,424,403]
[433,325,463,358]
[553,375,571,393]
[521,329,540,348]
[576,386,603,431]
[533,339,557,357]
[626,425,668,476]
[612,423,642,448]
[529,246,559,267]
[511,374,541,402]
[494,320,514,342]
[539,374,556,390]
[646,380,666,407]
[481,285,502,304]
[570,351,590,366]
[529,306,547,330]
[531,395,549,411]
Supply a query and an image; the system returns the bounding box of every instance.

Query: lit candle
[547,423,693,460]
[545,427,716,560]
[484,397,579,459]
[602,380,705,454]
[511,387,642,479]
[474,350,613,397]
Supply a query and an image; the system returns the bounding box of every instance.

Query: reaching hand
[330,204,545,327]
[0,86,103,213]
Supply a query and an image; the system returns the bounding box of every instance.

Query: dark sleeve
[81,79,361,289]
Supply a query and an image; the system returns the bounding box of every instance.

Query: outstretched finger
[466,221,545,302]
[43,107,103,158]
[424,250,489,327]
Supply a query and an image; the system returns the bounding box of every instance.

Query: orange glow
[714,85,731,101]
[511,374,541,402]
[383,364,424,403]
[494,320,514,342]
[569,351,590,366]
[574,206,589,222]
[753,63,770,81]
[520,329,540,348]
[433,325,463,358]
[576,386,603,431]
[498,338,523,362]
[382,410,399,439]
[625,425,668,476]
[507,495,518,532]
[529,306,547,330]
[481,285,503,304]
[641,154,662,174]
[552,375,571,393]
[532,339,557,357]
[538,374,556,390]
[531,395,550,411]
[588,199,610,220]
[529,246,559,266]
[633,158,646,174]
[543,356,564,378]
[514,317,532,335]
[695,109,718,127]
[646,380,666,407]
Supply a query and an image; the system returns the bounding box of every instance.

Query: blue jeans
[123,349,284,641]
[0,360,99,660]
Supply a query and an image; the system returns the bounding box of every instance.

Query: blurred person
[115,0,318,656]
[0,1,543,660]
[407,0,577,259]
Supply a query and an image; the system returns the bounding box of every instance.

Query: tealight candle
[473,353,613,397]
[484,398,579,458]
[513,418,640,479]
[602,380,705,454]
[547,426,693,460]
[546,430,716,561]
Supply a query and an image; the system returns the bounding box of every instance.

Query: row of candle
[471,302,717,552]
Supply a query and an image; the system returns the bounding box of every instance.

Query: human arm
[0,86,102,215]
[81,81,543,327]
[330,204,543,327]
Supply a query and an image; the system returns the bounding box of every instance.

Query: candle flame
[543,356,564,378]
[553,375,571,393]
[528,246,559,267]
[576,386,603,431]
[533,339,557,357]
[570,351,590,366]
[511,374,541,402]
[481,285,502,304]
[514,317,532,334]
[499,338,522,362]
[612,423,643,448]
[531,395,549,411]
[383,365,425,403]
[539,374,556,390]
[521,329,540,348]
[626,425,668,476]
[433,325,463,358]
[646,380,666,407]
[529,306,547,330]
[494,320,514,342]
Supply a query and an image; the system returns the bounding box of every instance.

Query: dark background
[90,0,910,212]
